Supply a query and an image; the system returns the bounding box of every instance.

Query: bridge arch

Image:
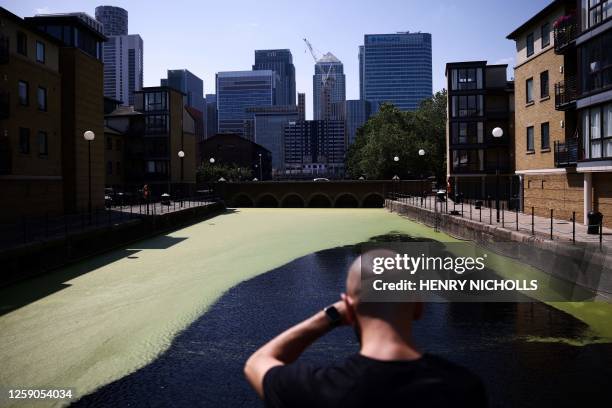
[362,193,385,208]
[230,194,254,207]
[255,194,279,208]
[280,193,305,208]
[307,193,333,208]
[334,193,360,208]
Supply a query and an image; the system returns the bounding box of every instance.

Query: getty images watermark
[359,243,602,302]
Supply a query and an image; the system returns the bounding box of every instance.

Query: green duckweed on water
[0,208,609,407]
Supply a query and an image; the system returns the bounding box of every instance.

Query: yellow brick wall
[594,173,612,228]
[514,47,567,172]
[523,173,584,223]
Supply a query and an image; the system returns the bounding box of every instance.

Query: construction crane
[303,38,335,88]
[303,38,336,120]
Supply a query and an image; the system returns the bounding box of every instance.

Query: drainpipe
[518,174,524,212]
[583,172,592,226]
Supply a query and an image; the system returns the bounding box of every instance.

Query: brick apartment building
[445,61,516,202]
[508,0,612,226]
[0,7,106,220]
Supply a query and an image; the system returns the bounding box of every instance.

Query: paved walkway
[391,194,612,248]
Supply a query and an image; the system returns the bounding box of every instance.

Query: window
[116,161,121,175]
[541,122,550,150]
[144,91,168,112]
[582,102,612,159]
[18,81,29,106]
[585,0,611,28]
[526,33,535,57]
[17,32,27,56]
[19,128,30,154]
[145,114,169,134]
[106,136,113,150]
[451,122,484,144]
[527,126,535,151]
[452,95,484,117]
[540,71,549,98]
[37,87,47,111]
[526,78,534,103]
[541,22,550,48]
[38,131,48,156]
[116,139,122,151]
[451,68,483,90]
[36,41,45,63]
[581,30,612,94]
[106,161,113,176]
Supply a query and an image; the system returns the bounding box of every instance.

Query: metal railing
[553,14,577,53]
[555,76,577,109]
[554,138,579,167]
[0,194,218,250]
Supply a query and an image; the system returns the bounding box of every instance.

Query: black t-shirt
[263,353,487,408]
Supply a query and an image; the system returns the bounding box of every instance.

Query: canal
[0,208,611,407]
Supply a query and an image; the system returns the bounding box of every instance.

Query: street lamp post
[492,127,504,222]
[418,149,426,205]
[83,130,95,222]
[258,153,263,180]
[178,150,185,207]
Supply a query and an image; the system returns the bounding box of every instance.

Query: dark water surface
[74,245,612,407]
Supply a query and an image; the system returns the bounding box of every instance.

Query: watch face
[325,306,341,325]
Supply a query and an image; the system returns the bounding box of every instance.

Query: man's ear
[413,302,424,321]
[341,293,356,325]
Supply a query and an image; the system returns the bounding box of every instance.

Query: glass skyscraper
[361,32,432,112]
[253,49,296,106]
[205,94,217,139]
[313,53,346,120]
[346,100,371,146]
[216,70,277,137]
[161,69,205,114]
[95,5,143,106]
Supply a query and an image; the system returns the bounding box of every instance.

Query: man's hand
[244,297,350,399]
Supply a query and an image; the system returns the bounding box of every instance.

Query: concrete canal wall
[0,202,226,288]
[385,199,612,301]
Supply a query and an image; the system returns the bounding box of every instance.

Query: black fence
[0,194,218,250]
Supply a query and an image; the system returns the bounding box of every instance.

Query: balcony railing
[554,138,579,167]
[555,76,577,110]
[0,92,9,119]
[553,14,577,53]
[0,35,8,64]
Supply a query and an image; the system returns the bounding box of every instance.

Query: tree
[346,90,447,181]
[197,163,252,183]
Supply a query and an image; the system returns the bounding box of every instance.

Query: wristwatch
[324,305,342,327]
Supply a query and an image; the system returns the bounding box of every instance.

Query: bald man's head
[345,250,420,322]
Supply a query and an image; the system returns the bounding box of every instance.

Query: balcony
[0,35,8,64]
[553,14,577,54]
[554,76,577,110]
[554,138,579,167]
[0,92,9,119]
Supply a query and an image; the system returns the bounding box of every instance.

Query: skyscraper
[94,5,127,35]
[297,93,306,121]
[205,94,217,139]
[253,49,296,105]
[361,32,432,112]
[346,100,372,146]
[313,53,346,120]
[284,120,346,176]
[246,106,298,172]
[96,5,143,106]
[161,69,205,113]
[216,70,277,137]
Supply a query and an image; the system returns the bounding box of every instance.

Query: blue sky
[5,0,551,118]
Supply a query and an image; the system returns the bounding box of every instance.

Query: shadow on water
[74,237,612,408]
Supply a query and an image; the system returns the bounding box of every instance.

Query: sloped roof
[318,52,341,63]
